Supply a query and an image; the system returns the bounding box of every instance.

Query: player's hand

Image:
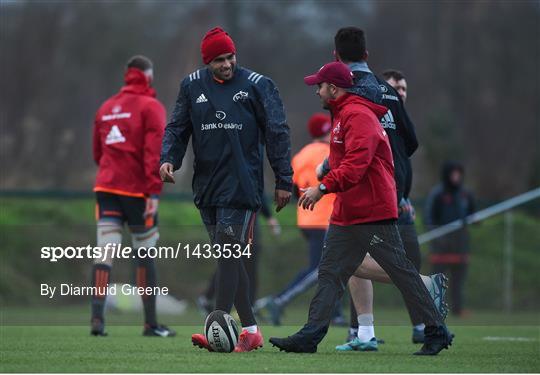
[144,197,159,218]
[400,199,416,221]
[159,162,175,184]
[298,187,323,211]
[409,202,416,221]
[275,189,291,213]
[267,217,282,236]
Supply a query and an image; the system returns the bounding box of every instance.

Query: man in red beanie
[91,55,174,337]
[269,62,453,356]
[255,113,342,325]
[160,27,293,352]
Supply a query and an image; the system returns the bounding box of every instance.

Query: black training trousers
[200,207,257,327]
[349,210,422,328]
[296,220,442,348]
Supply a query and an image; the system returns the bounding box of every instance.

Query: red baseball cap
[304,62,354,88]
[307,113,332,138]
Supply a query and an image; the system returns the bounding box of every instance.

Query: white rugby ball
[204,310,239,353]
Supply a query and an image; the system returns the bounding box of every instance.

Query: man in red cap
[269,62,453,356]
[91,55,174,337]
[255,113,344,325]
[160,27,293,352]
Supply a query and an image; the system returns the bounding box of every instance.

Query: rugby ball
[204,310,240,353]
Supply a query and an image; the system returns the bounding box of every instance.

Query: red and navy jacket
[160,66,293,210]
[93,68,165,197]
[321,93,397,226]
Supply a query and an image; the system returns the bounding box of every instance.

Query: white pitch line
[483,336,537,342]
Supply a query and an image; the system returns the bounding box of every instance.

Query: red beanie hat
[201,27,236,64]
[307,113,332,138]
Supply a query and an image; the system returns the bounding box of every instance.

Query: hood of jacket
[329,92,387,119]
[441,160,464,191]
[121,68,156,97]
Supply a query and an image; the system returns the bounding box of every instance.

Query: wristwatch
[318,183,328,195]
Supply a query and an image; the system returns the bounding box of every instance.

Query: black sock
[91,263,111,323]
[214,234,256,327]
[215,256,240,313]
[136,257,157,327]
[234,259,257,327]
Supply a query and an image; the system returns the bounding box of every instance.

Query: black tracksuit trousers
[295,220,442,348]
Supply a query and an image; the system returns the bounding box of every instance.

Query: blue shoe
[331,315,347,327]
[253,296,270,322]
[345,330,356,343]
[336,337,378,351]
[266,298,283,326]
[196,295,213,316]
[346,331,385,344]
[427,273,449,320]
[143,324,176,337]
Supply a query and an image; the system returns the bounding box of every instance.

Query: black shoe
[412,328,425,344]
[269,336,317,353]
[413,325,454,355]
[143,324,176,337]
[90,318,107,336]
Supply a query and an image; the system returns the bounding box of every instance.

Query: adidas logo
[224,226,235,237]
[196,94,208,103]
[369,235,384,246]
[105,125,126,145]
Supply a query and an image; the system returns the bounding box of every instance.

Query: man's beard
[321,94,334,110]
[216,64,235,80]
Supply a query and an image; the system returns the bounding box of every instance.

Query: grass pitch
[1,317,539,373]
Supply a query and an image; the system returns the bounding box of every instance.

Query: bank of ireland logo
[112,105,122,114]
[215,111,227,121]
[233,91,248,102]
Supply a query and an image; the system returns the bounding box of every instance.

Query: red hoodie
[321,93,398,225]
[93,68,165,197]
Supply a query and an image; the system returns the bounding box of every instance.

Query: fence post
[503,210,514,313]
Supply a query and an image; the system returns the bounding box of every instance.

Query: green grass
[1,197,539,310]
[1,324,539,373]
[1,197,539,372]
[1,307,539,373]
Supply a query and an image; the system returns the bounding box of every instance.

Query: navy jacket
[160,66,293,210]
[374,76,418,201]
[425,162,475,255]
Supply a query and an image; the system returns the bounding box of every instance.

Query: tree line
[1,0,538,201]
